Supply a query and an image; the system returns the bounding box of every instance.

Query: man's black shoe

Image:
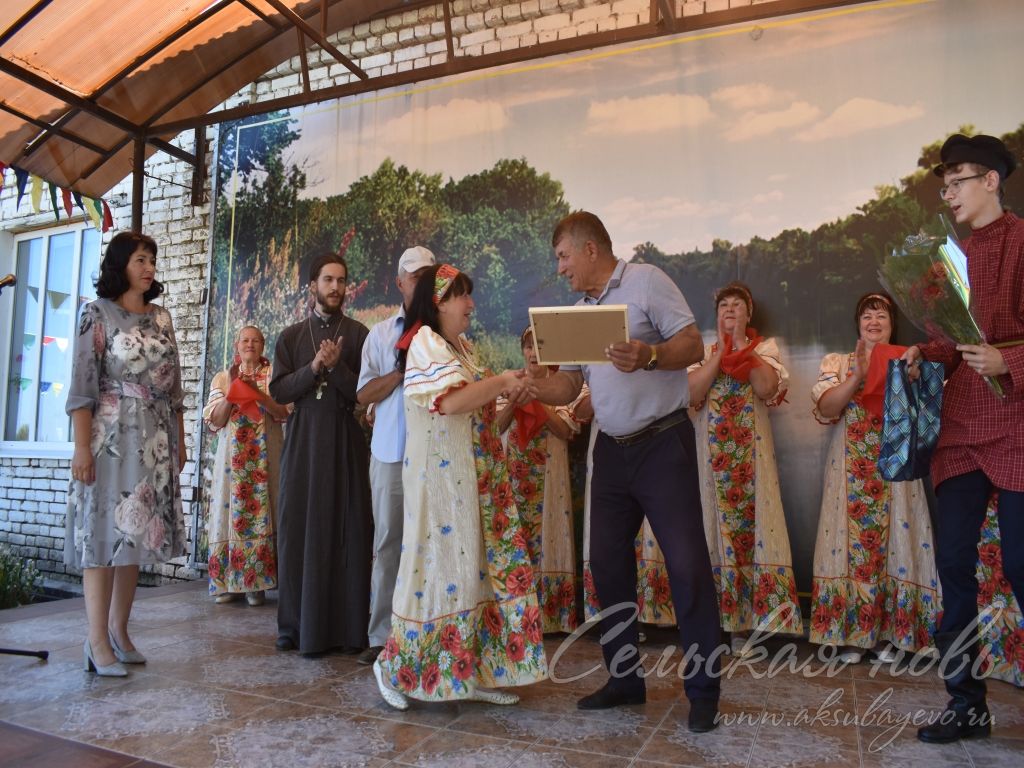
[357,646,383,666]
[687,699,719,733]
[275,636,296,651]
[917,705,992,743]
[577,681,646,710]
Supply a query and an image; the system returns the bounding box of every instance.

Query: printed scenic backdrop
[206,0,1024,590]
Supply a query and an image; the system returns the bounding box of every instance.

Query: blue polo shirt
[562,259,696,437]
[357,308,406,463]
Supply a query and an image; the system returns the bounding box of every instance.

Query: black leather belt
[607,408,689,447]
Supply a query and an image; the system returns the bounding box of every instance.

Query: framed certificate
[528,304,629,365]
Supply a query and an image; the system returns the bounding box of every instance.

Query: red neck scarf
[226,377,263,421]
[719,326,764,382]
[513,400,550,451]
[859,342,908,419]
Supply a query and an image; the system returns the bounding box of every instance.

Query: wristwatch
[644,345,658,371]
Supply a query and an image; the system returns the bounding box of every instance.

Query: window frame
[0,221,100,459]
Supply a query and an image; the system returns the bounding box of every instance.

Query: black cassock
[270,312,372,654]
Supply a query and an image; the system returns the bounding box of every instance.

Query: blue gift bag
[878,359,943,481]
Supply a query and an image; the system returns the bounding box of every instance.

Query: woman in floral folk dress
[687,282,802,657]
[809,292,940,663]
[496,327,579,634]
[66,232,186,676]
[203,325,288,606]
[373,264,547,710]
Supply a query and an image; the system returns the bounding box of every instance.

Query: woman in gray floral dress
[65,232,186,676]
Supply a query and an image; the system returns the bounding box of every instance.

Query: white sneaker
[873,643,899,663]
[469,687,519,705]
[731,635,755,658]
[373,658,409,711]
[838,648,864,664]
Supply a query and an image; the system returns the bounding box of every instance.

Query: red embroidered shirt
[920,212,1024,491]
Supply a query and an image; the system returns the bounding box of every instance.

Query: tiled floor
[1,582,1021,768]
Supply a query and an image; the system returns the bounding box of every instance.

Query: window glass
[4,226,99,444]
[5,239,43,441]
[37,232,76,442]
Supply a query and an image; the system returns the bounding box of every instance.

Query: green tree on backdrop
[212,118,1024,368]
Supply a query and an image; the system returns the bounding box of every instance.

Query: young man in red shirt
[905,133,1024,744]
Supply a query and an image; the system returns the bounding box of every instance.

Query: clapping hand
[852,339,869,382]
[312,338,342,374]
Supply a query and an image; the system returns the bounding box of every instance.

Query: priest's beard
[314,287,345,315]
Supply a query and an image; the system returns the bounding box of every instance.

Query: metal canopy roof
[0,0,855,220]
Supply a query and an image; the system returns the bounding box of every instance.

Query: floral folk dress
[809,352,940,652]
[64,299,186,568]
[203,366,282,596]
[976,497,1024,687]
[689,339,802,635]
[503,402,580,633]
[378,326,548,700]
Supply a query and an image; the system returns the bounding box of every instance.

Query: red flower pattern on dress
[505,632,525,662]
[505,566,532,597]
[440,624,462,652]
[706,372,800,634]
[809,383,940,653]
[975,496,1024,686]
[397,666,418,691]
[422,663,441,695]
[208,399,277,597]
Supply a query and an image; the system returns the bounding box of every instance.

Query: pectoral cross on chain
[316,379,327,400]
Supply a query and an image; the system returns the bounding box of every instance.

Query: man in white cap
[355,245,436,665]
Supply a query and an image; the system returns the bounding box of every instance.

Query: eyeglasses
[939,173,987,199]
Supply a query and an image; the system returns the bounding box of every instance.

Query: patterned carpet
[1,581,1021,768]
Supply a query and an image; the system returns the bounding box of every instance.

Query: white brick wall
[0,0,798,586]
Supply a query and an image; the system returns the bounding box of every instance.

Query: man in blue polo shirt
[531,211,721,732]
[355,245,435,666]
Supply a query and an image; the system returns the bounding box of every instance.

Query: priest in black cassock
[270,252,372,655]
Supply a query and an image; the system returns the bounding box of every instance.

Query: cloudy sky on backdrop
[244,0,1022,256]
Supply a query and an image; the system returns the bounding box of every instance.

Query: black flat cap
[934,133,1017,179]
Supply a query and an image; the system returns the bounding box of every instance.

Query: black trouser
[590,418,721,702]
[935,470,1024,635]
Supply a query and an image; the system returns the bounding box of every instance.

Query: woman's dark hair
[95,232,162,303]
[397,264,473,370]
[854,291,898,338]
[714,280,754,318]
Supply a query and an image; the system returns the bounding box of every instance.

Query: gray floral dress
[64,298,186,568]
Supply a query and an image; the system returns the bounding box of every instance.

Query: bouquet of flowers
[878,216,1004,398]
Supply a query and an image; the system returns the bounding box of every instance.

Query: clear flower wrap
[877,216,1004,398]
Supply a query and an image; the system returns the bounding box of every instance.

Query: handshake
[496,368,541,408]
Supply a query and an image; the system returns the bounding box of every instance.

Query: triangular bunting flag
[62,188,73,217]
[72,191,84,211]
[30,175,43,213]
[83,197,102,230]
[101,200,113,232]
[48,183,60,221]
[14,167,29,208]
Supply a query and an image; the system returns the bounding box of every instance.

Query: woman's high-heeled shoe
[109,632,146,664]
[84,639,127,677]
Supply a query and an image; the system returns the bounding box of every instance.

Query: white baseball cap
[397,246,436,276]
